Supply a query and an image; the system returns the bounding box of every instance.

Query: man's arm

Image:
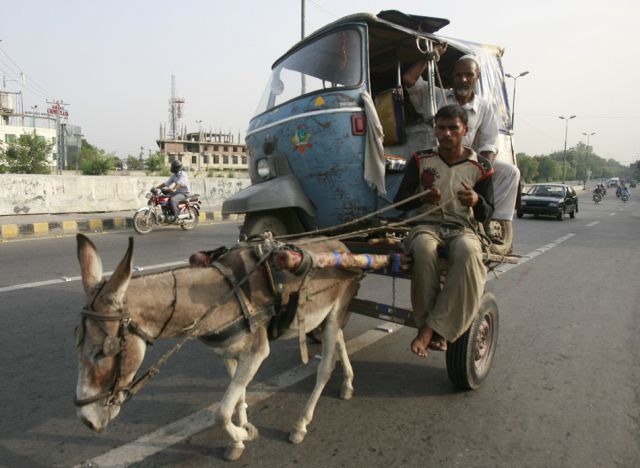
[471,162,495,223]
[473,101,499,160]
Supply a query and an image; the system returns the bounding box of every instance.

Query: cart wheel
[446,292,499,390]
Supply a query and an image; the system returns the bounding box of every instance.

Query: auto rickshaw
[223,10,518,389]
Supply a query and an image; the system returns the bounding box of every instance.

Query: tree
[516,153,539,183]
[126,155,144,170]
[145,151,165,173]
[536,156,561,182]
[0,131,53,174]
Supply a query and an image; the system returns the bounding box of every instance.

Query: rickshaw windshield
[254,28,362,116]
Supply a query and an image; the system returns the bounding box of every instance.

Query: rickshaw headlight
[256,158,271,179]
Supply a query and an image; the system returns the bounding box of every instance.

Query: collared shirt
[164,170,190,193]
[406,76,499,155]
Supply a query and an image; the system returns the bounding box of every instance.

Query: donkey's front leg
[290,309,340,444]
[217,329,270,461]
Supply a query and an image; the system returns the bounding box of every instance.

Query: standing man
[157,160,190,222]
[394,104,494,357]
[402,53,519,254]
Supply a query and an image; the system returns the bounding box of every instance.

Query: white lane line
[610,213,616,216]
[75,325,403,468]
[0,261,189,294]
[76,232,578,466]
[586,221,600,227]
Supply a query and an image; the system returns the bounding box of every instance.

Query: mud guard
[222,174,316,217]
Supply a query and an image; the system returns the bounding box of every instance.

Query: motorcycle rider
[156,160,190,222]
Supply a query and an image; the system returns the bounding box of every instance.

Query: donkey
[73,233,363,461]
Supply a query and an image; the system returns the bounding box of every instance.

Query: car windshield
[528,185,565,197]
[254,28,362,116]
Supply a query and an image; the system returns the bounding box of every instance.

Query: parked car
[517,183,578,221]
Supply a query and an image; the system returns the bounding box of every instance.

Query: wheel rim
[473,312,494,375]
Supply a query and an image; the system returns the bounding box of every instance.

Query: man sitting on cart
[394,104,494,357]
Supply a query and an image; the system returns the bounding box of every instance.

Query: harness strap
[210,261,258,332]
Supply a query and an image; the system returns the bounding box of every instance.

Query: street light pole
[559,115,576,183]
[582,131,596,189]
[505,71,529,130]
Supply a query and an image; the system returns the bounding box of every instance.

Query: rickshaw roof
[275,10,505,70]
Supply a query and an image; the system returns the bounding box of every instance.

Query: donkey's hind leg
[217,330,269,461]
[289,308,340,444]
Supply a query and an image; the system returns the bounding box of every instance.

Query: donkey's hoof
[224,444,245,461]
[289,428,307,444]
[340,385,354,400]
[244,422,259,440]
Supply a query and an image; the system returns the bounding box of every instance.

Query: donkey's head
[74,234,147,432]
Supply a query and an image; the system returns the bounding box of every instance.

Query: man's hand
[457,182,479,207]
[419,187,441,204]
[479,150,496,163]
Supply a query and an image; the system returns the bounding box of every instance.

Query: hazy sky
[3,0,639,165]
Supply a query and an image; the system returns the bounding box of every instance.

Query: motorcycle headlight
[256,158,270,179]
[145,192,153,199]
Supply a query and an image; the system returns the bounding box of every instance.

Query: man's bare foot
[428,332,448,351]
[411,326,434,357]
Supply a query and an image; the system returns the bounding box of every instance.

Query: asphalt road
[1,192,639,467]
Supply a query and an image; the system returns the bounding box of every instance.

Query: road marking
[0,261,189,294]
[586,221,600,227]
[75,232,578,466]
[609,213,616,216]
[75,325,403,468]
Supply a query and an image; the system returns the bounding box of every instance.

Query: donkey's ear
[101,237,134,305]
[77,234,103,298]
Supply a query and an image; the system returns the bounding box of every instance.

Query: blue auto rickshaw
[223,10,517,389]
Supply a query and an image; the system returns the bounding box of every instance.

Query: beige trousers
[407,224,486,342]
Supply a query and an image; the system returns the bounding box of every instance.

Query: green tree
[536,156,561,182]
[126,155,144,170]
[516,153,539,183]
[145,151,165,173]
[0,131,52,174]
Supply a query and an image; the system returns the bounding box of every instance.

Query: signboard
[47,103,69,117]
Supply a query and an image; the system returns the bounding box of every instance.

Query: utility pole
[47,99,70,173]
[582,131,596,189]
[558,115,576,184]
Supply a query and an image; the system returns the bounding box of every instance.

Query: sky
[2,0,639,165]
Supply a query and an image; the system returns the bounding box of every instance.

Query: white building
[0,91,64,169]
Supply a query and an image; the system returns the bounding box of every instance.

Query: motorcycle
[592,191,602,204]
[621,191,630,202]
[133,188,201,234]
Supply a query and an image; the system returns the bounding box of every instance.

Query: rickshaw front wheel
[445,292,499,390]
[240,210,304,239]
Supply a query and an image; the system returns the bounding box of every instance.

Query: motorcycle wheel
[133,210,154,235]
[180,206,199,231]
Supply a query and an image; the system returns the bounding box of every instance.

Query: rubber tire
[180,206,199,231]
[556,210,563,221]
[569,208,576,219]
[516,211,523,219]
[133,210,155,235]
[446,292,499,390]
[240,211,303,240]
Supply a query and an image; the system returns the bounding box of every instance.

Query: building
[0,91,80,171]
[156,130,248,173]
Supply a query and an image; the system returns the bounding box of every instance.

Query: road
[1,192,639,467]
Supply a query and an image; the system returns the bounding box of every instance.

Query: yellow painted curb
[33,222,49,235]
[63,220,78,232]
[1,224,19,239]
[89,219,103,232]
[114,218,127,229]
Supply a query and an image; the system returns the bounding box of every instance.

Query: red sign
[47,104,69,117]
